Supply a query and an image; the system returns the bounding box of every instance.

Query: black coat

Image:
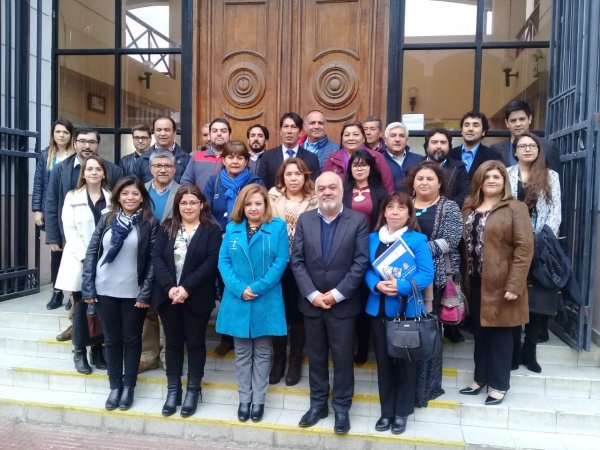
[342,182,388,231]
[449,144,503,178]
[32,147,50,214]
[118,152,142,177]
[45,154,123,245]
[440,156,470,208]
[258,146,321,189]
[151,223,222,313]
[81,215,158,303]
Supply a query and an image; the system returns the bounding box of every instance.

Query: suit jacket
[144,180,180,223]
[489,137,562,175]
[258,146,321,189]
[119,152,143,176]
[291,207,370,318]
[45,154,123,245]
[439,156,470,208]
[151,223,222,313]
[449,144,503,178]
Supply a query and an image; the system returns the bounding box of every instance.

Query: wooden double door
[194,0,389,145]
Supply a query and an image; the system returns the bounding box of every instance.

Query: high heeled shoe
[485,389,506,405]
[459,382,486,395]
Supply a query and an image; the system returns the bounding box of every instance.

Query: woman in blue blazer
[365,192,434,435]
[216,183,289,423]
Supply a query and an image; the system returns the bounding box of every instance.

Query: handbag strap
[409,279,428,318]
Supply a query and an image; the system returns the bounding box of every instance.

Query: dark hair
[459,111,490,133]
[75,127,101,143]
[230,184,273,224]
[106,176,154,224]
[76,155,108,190]
[345,150,383,190]
[274,157,315,198]
[423,128,452,151]
[279,112,303,129]
[210,117,232,134]
[504,100,533,120]
[404,160,448,197]
[152,116,177,132]
[463,160,512,210]
[246,124,270,140]
[222,140,250,161]
[163,184,216,237]
[47,119,75,169]
[131,123,151,136]
[339,120,367,145]
[513,131,552,206]
[374,192,419,231]
[363,116,383,130]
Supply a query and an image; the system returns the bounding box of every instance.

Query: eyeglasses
[516,143,539,150]
[133,136,150,141]
[180,201,201,207]
[151,164,175,170]
[76,139,98,146]
[352,163,369,169]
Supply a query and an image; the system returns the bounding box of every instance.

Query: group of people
[31,99,563,435]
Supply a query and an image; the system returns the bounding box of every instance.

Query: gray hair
[149,149,175,164]
[384,122,409,138]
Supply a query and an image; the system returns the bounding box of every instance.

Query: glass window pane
[121,54,181,129]
[404,0,477,44]
[481,48,549,130]
[58,0,115,49]
[402,50,475,131]
[484,0,551,42]
[57,55,115,129]
[123,0,182,49]
[98,134,116,163]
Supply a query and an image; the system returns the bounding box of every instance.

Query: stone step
[1,353,600,436]
[1,384,599,449]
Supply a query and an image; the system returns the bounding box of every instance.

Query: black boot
[46,289,64,310]
[521,339,542,373]
[73,346,92,374]
[119,386,135,410]
[285,323,304,386]
[181,376,202,417]
[162,377,182,416]
[269,336,286,384]
[105,388,122,410]
[90,344,107,370]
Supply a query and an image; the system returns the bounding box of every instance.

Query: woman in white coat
[55,155,111,374]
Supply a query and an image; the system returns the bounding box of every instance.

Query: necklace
[415,196,440,217]
[353,186,370,202]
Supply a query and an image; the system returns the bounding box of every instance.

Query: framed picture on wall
[87,94,106,114]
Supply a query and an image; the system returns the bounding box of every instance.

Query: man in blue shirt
[300,110,339,168]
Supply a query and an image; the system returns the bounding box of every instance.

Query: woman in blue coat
[365,192,434,435]
[216,183,289,423]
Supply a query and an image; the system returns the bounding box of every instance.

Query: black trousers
[158,301,211,380]
[524,312,546,344]
[50,250,62,286]
[281,267,302,324]
[470,276,513,392]
[371,316,417,417]
[95,295,146,389]
[71,292,103,348]
[303,313,355,413]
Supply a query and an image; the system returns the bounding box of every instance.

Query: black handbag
[385,279,441,361]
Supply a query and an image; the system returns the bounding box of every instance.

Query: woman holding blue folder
[365,192,434,435]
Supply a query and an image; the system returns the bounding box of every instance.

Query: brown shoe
[138,360,159,373]
[56,325,72,342]
[213,341,234,356]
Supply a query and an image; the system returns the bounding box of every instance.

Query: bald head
[315,171,343,217]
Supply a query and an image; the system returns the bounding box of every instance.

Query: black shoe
[162,379,182,417]
[459,383,485,395]
[238,402,251,422]
[269,359,286,385]
[298,407,328,428]
[180,386,202,418]
[354,348,369,365]
[118,386,135,410]
[333,412,350,435]
[90,344,107,370]
[521,339,542,373]
[538,330,549,343]
[444,326,465,343]
[46,290,64,310]
[485,390,506,406]
[250,404,264,422]
[105,388,122,411]
[73,347,92,375]
[375,416,392,432]
[391,416,407,434]
[65,300,71,311]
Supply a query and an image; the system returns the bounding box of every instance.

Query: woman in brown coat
[460,160,533,405]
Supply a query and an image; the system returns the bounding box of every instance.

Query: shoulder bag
[439,254,467,325]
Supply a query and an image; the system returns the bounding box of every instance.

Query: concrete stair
[0,286,599,449]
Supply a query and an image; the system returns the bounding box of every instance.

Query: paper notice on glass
[373,237,417,281]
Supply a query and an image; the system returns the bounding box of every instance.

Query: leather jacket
[82,214,158,302]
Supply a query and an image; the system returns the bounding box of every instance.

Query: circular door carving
[313,63,358,109]
[223,63,265,109]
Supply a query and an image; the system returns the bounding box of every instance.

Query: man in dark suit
[258,112,321,189]
[489,100,561,174]
[291,172,369,435]
[449,111,502,178]
[118,123,152,176]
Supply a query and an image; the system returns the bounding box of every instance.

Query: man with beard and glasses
[246,124,269,175]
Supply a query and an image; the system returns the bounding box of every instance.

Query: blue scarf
[102,208,142,266]
[220,168,251,219]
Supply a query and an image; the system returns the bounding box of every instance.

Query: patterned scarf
[220,168,251,219]
[101,208,142,266]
